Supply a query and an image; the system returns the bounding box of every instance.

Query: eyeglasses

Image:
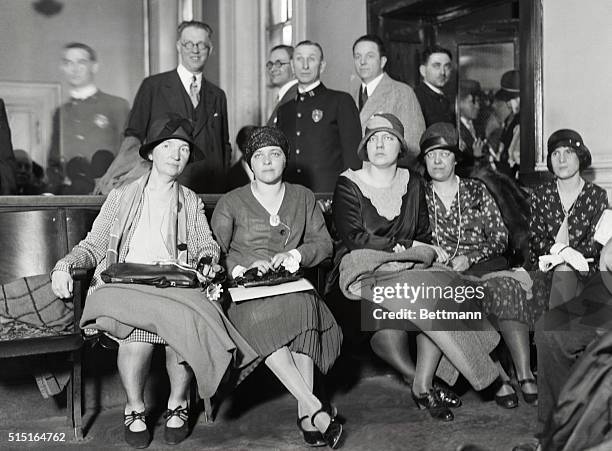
[266,60,291,70]
[424,150,454,160]
[180,41,210,52]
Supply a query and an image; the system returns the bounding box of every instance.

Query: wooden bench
[0,194,334,438]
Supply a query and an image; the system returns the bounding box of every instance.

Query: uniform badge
[94,114,110,129]
[312,109,323,123]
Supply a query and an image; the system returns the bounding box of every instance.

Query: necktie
[189,75,200,107]
[359,85,368,111]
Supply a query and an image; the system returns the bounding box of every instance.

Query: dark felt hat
[139,115,197,160]
[459,79,483,99]
[546,128,592,172]
[356,113,409,161]
[495,70,520,102]
[419,122,462,161]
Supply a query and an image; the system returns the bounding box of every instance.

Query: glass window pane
[282,24,292,46]
[280,0,288,23]
[270,0,281,24]
[287,0,292,20]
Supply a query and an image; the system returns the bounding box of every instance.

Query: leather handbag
[100,262,200,288]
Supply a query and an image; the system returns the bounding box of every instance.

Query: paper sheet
[228,278,314,302]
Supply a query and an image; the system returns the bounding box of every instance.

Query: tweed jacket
[352,73,425,164]
[53,177,219,292]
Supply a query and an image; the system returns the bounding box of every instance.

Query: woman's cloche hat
[546,128,592,172]
[139,115,197,161]
[356,113,409,161]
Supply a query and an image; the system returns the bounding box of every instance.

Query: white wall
[306,0,367,93]
[0,0,145,104]
[543,0,612,198]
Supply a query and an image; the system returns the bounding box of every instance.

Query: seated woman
[529,129,608,312]
[51,116,255,449]
[332,113,501,422]
[422,122,538,407]
[211,127,343,448]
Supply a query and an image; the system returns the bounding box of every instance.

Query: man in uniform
[266,44,298,126]
[96,21,231,194]
[48,43,129,192]
[351,34,425,166]
[276,40,361,192]
[414,45,455,127]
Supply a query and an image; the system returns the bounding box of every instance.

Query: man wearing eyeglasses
[96,20,231,194]
[266,45,298,126]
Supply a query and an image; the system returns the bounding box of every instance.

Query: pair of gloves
[538,243,590,273]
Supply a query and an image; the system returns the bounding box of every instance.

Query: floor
[0,369,538,451]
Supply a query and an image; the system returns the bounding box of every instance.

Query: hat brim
[495,88,519,102]
[357,127,409,161]
[139,135,197,161]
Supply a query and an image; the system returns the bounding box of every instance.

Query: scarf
[106,172,188,267]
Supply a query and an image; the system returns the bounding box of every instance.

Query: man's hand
[450,255,470,271]
[51,270,73,299]
[473,138,486,157]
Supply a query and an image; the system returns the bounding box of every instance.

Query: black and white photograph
[0,0,611,450]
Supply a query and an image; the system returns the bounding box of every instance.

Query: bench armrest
[70,268,93,333]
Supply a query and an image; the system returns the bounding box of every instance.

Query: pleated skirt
[226,290,342,374]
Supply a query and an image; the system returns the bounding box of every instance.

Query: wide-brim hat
[546,128,592,172]
[139,115,197,161]
[495,70,520,102]
[356,113,409,161]
[419,122,462,161]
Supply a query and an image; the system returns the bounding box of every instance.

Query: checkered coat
[52,180,219,294]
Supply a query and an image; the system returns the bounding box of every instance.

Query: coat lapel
[358,73,393,127]
[193,79,214,137]
[162,72,191,119]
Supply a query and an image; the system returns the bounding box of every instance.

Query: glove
[551,243,589,272]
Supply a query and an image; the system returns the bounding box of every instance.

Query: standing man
[457,79,488,164]
[266,45,298,126]
[97,21,231,194]
[494,70,521,178]
[414,45,455,127]
[351,34,425,166]
[48,43,130,192]
[276,40,361,192]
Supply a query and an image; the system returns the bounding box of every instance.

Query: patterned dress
[425,177,537,326]
[529,180,609,314]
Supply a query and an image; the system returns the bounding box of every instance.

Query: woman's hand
[413,241,450,263]
[51,270,73,299]
[450,255,470,272]
[392,243,406,253]
[248,259,273,275]
[196,263,223,283]
[271,252,294,269]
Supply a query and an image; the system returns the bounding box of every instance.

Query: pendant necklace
[432,176,461,261]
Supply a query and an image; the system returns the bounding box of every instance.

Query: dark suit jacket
[0,99,16,194]
[266,82,298,126]
[414,82,455,127]
[276,83,361,193]
[125,70,231,193]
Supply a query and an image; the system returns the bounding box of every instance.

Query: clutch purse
[100,262,200,288]
[230,267,303,288]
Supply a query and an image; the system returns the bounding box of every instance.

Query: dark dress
[211,183,342,374]
[529,180,609,314]
[425,178,538,326]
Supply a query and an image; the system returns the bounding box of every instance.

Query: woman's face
[250,145,286,184]
[366,131,401,168]
[150,138,190,179]
[425,149,456,182]
[550,146,580,179]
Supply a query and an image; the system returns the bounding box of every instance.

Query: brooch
[269,215,280,226]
